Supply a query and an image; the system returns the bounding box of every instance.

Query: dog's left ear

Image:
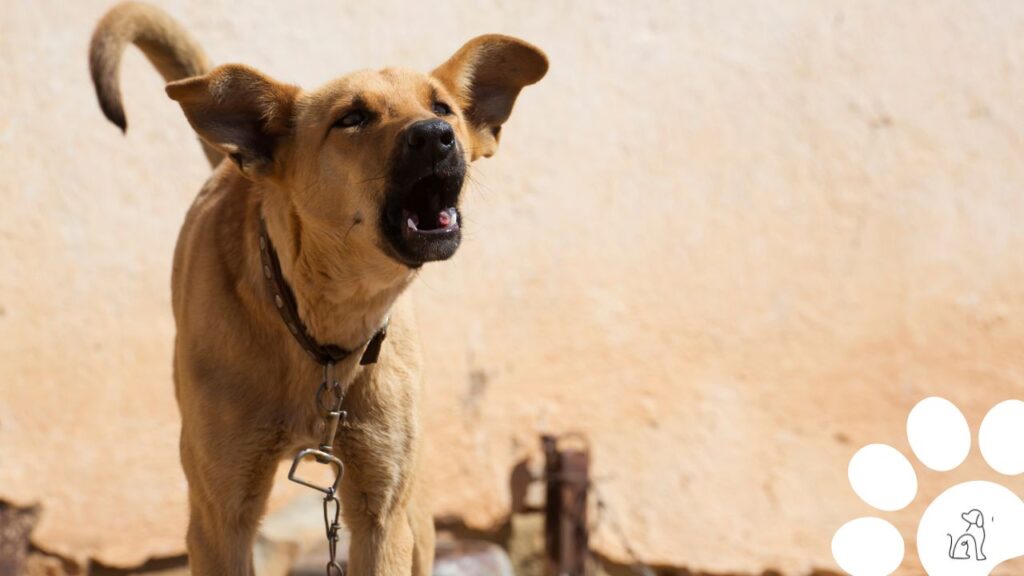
[432,35,548,160]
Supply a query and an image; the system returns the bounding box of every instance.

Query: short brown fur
[89,4,547,575]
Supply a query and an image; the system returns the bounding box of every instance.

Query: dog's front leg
[342,490,416,576]
[407,472,436,576]
[179,424,279,576]
[336,421,419,576]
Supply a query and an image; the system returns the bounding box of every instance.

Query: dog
[948,509,987,561]
[88,3,547,575]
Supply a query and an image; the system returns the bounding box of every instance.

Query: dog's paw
[832,398,1024,576]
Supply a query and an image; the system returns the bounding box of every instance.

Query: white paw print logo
[832,398,1024,575]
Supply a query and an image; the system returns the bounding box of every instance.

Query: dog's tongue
[403,208,457,233]
[437,207,458,229]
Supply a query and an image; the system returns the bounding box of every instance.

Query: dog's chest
[277,370,416,468]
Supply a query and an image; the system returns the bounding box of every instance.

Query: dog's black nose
[405,119,455,158]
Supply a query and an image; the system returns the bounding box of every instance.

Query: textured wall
[3,0,1024,573]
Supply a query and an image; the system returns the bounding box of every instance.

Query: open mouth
[399,174,461,238]
[382,170,464,266]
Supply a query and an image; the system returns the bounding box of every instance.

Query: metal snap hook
[287,448,344,495]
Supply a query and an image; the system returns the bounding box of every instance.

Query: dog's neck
[258,189,415,354]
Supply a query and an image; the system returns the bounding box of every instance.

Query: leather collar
[258,217,387,366]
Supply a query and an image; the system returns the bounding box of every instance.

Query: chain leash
[287,362,348,576]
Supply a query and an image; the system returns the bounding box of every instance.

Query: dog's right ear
[165,64,299,177]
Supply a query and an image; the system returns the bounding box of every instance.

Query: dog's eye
[432,101,453,116]
[334,109,369,129]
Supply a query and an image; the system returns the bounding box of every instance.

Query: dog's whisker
[361,174,388,181]
[465,171,496,198]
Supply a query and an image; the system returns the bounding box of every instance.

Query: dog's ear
[165,64,299,177]
[975,512,984,527]
[432,35,548,160]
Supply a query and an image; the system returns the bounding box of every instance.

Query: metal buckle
[287,448,344,495]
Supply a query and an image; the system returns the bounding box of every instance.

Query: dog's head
[962,509,984,527]
[166,35,547,269]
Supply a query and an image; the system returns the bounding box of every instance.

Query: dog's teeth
[407,217,418,231]
[450,210,458,226]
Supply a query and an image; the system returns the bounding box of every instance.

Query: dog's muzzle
[381,119,466,266]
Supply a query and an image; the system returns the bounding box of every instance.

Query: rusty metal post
[542,435,590,576]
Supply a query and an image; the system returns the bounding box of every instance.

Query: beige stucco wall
[4,0,1024,573]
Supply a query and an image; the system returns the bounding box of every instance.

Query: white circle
[832,517,904,576]
[906,397,971,472]
[848,444,917,511]
[979,399,1024,475]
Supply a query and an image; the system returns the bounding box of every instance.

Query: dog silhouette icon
[948,509,987,561]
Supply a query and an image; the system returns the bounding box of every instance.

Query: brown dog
[88,3,546,575]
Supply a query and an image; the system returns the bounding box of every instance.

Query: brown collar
[258,217,387,366]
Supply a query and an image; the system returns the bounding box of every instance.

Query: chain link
[324,488,344,575]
